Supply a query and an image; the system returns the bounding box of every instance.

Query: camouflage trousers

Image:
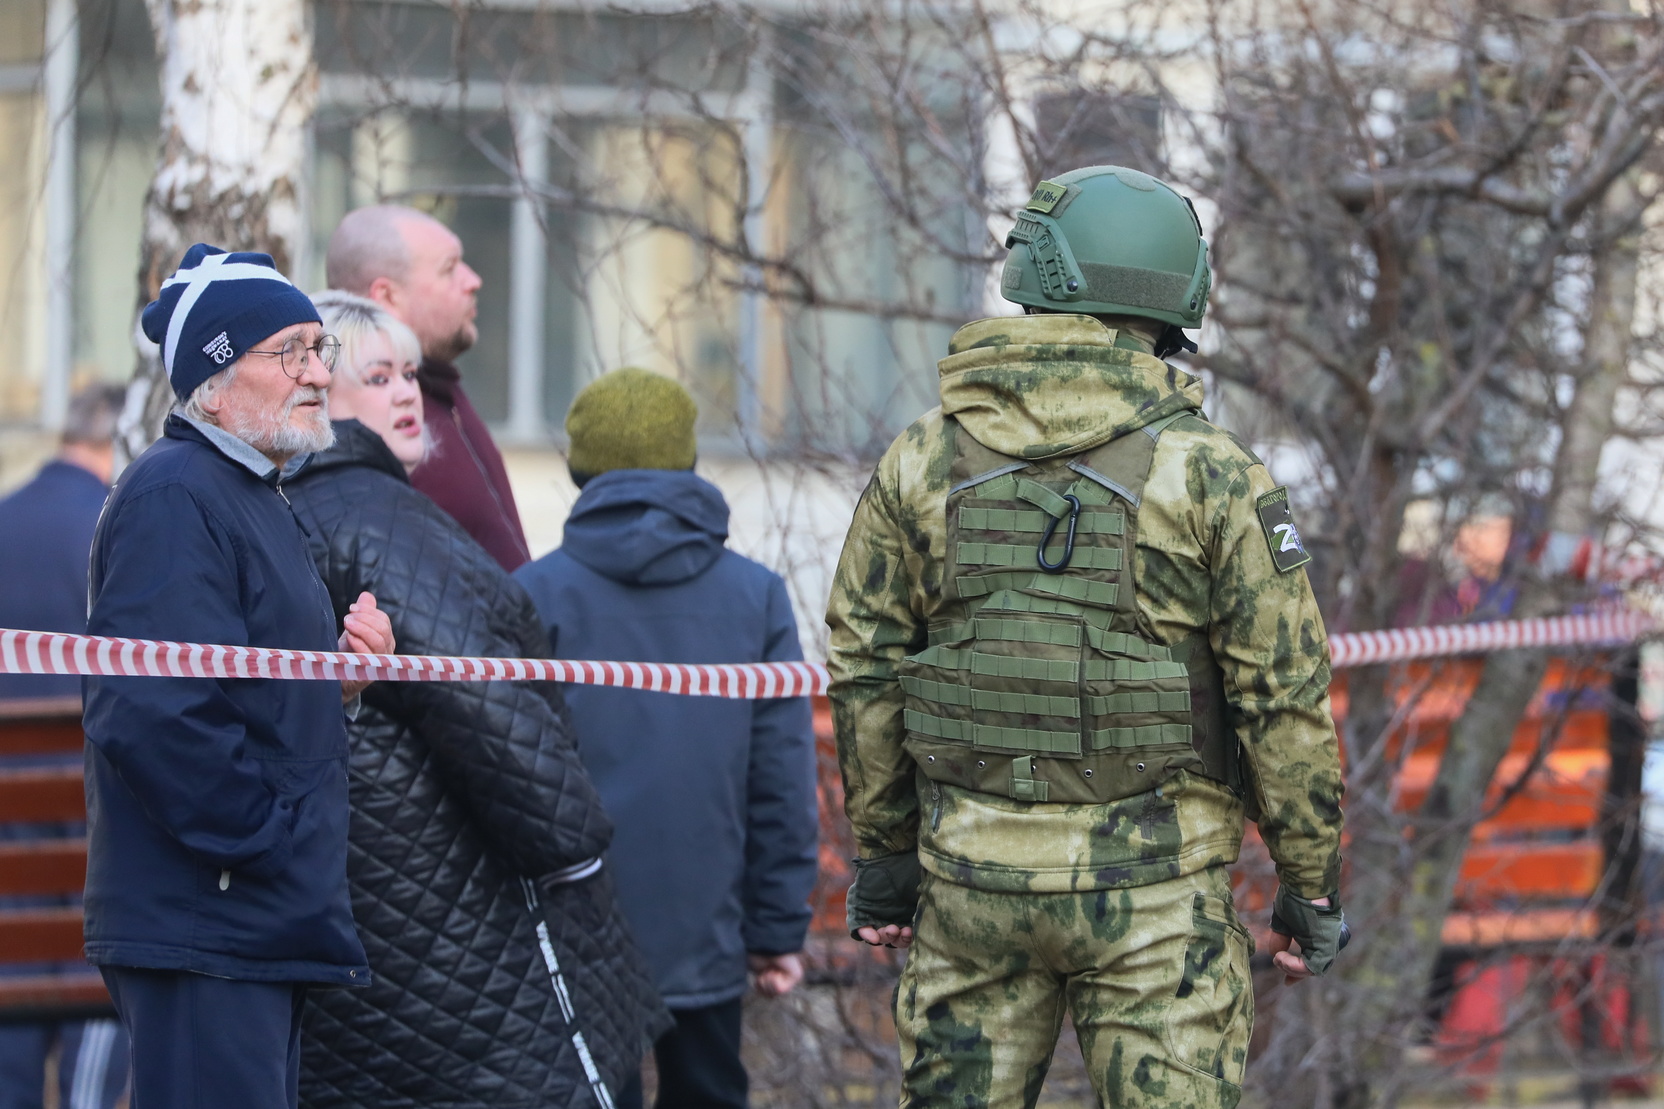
[894,865,1253,1109]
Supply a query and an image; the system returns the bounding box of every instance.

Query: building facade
[0,0,1178,649]
[0,0,1003,454]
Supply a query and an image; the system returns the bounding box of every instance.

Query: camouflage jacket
[826,314,1344,898]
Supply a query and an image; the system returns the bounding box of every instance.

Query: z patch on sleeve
[1256,487,1312,573]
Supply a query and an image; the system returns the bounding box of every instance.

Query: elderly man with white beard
[81,245,394,1109]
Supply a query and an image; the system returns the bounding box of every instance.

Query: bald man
[326,205,532,571]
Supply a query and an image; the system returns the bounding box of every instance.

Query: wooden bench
[0,697,112,1022]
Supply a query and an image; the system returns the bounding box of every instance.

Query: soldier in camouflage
[826,165,1347,1109]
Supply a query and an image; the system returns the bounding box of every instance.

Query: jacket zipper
[451,407,530,564]
[930,780,942,831]
[271,480,335,642]
[272,479,313,537]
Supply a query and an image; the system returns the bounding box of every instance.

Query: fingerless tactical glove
[1270,887,1348,975]
[846,851,922,940]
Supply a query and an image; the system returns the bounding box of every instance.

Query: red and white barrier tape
[0,629,828,699]
[0,610,1657,698]
[1326,610,1656,667]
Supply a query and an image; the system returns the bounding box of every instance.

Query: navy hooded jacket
[81,415,368,986]
[0,459,109,700]
[514,469,818,1009]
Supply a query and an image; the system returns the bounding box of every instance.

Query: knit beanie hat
[566,368,698,478]
[141,243,322,400]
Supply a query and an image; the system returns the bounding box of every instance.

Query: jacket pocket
[1075,626,1206,797]
[1164,889,1254,1089]
[897,627,975,756]
[209,755,359,967]
[1081,625,1193,750]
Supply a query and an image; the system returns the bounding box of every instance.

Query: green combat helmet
[1000,165,1211,344]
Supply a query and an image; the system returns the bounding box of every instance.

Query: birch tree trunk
[119,0,316,460]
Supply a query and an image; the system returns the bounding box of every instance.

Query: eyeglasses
[244,334,342,379]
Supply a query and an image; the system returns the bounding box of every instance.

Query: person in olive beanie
[564,367,699,484]
[515,369,818,1109]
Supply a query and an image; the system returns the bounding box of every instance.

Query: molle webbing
[897,412,1240,805]
[898,682,1191,720]
[902,652,1187,684]
[958,543,1123,572]
[958,506,1124,535]
[957,574,1118,606]
[902,710,1192,753]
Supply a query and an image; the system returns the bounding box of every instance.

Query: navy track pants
[100,967,307,1109]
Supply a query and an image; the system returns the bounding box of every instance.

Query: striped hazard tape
[0,628,828,699]
[0,609,1656,698]
[1325,609,1656,667]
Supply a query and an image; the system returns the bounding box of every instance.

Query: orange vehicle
[1231,658,1626,939]
[1322,656,1651,1094]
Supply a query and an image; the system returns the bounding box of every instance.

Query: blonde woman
[309,293,428,471]
[288,292,666,1108]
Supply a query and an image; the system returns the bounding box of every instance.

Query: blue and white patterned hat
[141,244,322,401]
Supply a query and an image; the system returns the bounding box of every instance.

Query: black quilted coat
[287,420,667,1108]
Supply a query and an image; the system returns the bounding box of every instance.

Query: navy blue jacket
[0,460,109,700]
[81,416,368,986]
[514,469,818,1009]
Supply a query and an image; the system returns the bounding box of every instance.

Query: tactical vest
[897,413,1243,806]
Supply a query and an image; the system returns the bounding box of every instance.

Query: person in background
[0,385,131,1109]
[0,384,126,699]
[514,368,819,1109]
[290,294,665,1108]
[323,204,531,571]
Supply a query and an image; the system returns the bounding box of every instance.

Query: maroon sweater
[411,360,532,572]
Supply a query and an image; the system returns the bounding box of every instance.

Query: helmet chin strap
[1155,325,1198,360]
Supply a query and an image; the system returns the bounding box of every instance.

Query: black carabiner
[1036,494,1081,574]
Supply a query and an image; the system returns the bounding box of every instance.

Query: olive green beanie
[566,367,699,479]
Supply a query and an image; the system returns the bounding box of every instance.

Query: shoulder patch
[1255,486,1312,572]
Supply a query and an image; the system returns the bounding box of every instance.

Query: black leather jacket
[289,420,666,1108]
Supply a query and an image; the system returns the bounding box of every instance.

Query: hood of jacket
[296,420,410,484]
[937,314,1205,460]
[562,468,729,586]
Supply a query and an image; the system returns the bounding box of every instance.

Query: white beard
[228,387,336,457]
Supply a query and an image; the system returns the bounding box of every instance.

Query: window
[73,0,157,393]
[562,120,747,441]
[311,109,517,421]
[772,127,964,456]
